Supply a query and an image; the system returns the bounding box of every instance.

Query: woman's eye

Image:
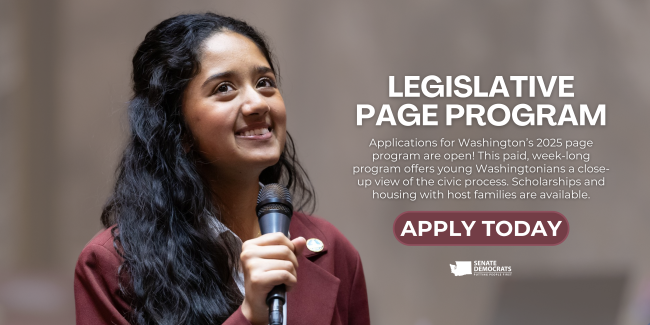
[214,83,234,94]
[256,77,276,89]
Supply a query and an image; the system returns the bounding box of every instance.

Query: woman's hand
[240,233,306,325]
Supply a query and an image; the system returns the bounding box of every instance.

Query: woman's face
[183,31,286,179]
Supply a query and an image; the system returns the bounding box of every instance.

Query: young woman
[73,13,370,325]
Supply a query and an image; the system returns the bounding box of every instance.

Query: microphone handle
[258,212,291,236]
[267,285,285,325]
[258,212,291,325]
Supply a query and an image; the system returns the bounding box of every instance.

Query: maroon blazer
[74,213,371,325]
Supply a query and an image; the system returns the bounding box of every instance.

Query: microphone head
[256,183,293,218]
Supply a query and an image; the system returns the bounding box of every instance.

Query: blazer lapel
[287,213,341,325]
[287,253,340,325]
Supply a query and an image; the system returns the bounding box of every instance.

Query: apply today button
[393,211,569,246]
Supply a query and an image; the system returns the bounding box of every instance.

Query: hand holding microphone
[240,184,305,325]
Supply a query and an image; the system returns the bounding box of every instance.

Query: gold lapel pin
[306,238,324,252]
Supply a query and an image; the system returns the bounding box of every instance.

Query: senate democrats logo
[450,261,472,276]
[450,260,512,277]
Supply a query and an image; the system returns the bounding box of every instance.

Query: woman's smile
[235,123,273,139]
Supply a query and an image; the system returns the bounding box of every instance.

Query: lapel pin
[306,238,324,252]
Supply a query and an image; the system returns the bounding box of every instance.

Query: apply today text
[399,220,563,237]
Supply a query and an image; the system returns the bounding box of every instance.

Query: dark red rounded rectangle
[393,211,569,246]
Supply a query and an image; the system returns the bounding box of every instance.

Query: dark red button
[393,211,569,246]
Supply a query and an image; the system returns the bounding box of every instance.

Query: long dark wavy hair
[100,13,315,325]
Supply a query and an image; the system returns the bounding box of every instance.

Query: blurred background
[0,0,649,324]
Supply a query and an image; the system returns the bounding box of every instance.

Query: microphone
[256,183,293,325]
